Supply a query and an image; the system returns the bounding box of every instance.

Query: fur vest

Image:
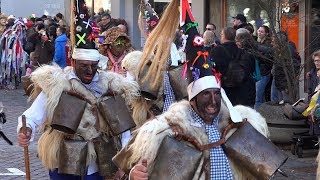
[113,100,270,179]
[30,65,140,171]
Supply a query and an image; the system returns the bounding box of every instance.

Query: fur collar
[30,65,141,125]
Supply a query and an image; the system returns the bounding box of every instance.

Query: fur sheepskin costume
[114,100,270,179]
[30,65,140,170]
[121,50,143,79]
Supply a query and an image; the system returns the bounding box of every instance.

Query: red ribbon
[212,68,222,87]
[182,60,189,78]
[180,0,195,26]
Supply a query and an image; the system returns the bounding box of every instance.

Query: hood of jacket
[55,33,67,42]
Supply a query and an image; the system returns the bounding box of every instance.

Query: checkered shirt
[163,71,176,112]
[190,108,233,180]
[69,71,104,97]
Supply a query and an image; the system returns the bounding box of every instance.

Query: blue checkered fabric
[163,71,176,112]
[69,71,104,97]
[190,108,233,180]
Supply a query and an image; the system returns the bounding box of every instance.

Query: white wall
[1,0,65,18]
[111,0,141,49]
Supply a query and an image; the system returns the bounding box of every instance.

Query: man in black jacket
[210,27,255,107]
[233,14,248,30]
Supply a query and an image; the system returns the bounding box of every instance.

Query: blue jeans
[49,169,104,180]
[254,74,271,109]
[271,78,282,102]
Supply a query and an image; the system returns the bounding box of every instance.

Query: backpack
[222,48,246,87]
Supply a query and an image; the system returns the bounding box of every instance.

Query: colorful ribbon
[182,60,189,78]
[180,0,195,26]
[212,68,222,87]
[192,51,209,67]
[185,22,198,33]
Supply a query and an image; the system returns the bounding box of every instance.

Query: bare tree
[253,0,302,102]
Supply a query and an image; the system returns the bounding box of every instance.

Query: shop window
[226,0,276,34]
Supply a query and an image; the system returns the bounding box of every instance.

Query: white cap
[72,48,100,61]
[187,76,219,101]
[187,76,243,123]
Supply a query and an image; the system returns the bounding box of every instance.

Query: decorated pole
[22,115,31,180]
[70,0,75,53]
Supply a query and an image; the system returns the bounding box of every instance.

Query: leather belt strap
[201,119,247,150]
[168,119,248,151]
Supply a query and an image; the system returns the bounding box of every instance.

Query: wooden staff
[22,115,31,180]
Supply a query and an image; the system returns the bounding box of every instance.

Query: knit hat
[71,0,100,61]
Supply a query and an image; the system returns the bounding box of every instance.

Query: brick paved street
[0,88,318,179]
[0,88,48,180]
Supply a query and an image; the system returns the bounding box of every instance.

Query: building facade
[114,0,320,98]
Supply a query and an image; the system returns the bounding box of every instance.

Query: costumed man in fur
[114,72,278,179]
[114,0,288,179]
[17,0,140,179]
[99,26,134,76]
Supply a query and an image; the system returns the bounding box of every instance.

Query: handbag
[98,95,136,136]
[283,98,309,120]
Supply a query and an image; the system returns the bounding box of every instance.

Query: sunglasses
[206,28,215,31]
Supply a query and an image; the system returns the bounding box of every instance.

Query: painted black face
[73,60,99,84]
[194,88,222,122]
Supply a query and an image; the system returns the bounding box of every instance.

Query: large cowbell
[138,62,159,100]
[51,92,87,134]
[223,122,288,179]
[168,64,193,100]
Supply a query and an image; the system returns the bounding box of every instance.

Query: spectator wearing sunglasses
[205,23,220,46]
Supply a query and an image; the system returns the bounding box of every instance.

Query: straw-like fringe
[37,128,65,170]
[138,0,180,89]
[131,98,150,128]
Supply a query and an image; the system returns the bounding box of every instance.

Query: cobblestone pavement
[0,89,49,180]
[0,88,318,179]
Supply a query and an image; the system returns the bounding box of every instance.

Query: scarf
[107,49,125,73]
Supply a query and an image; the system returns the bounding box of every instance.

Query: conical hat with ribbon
[71,0,100,61]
